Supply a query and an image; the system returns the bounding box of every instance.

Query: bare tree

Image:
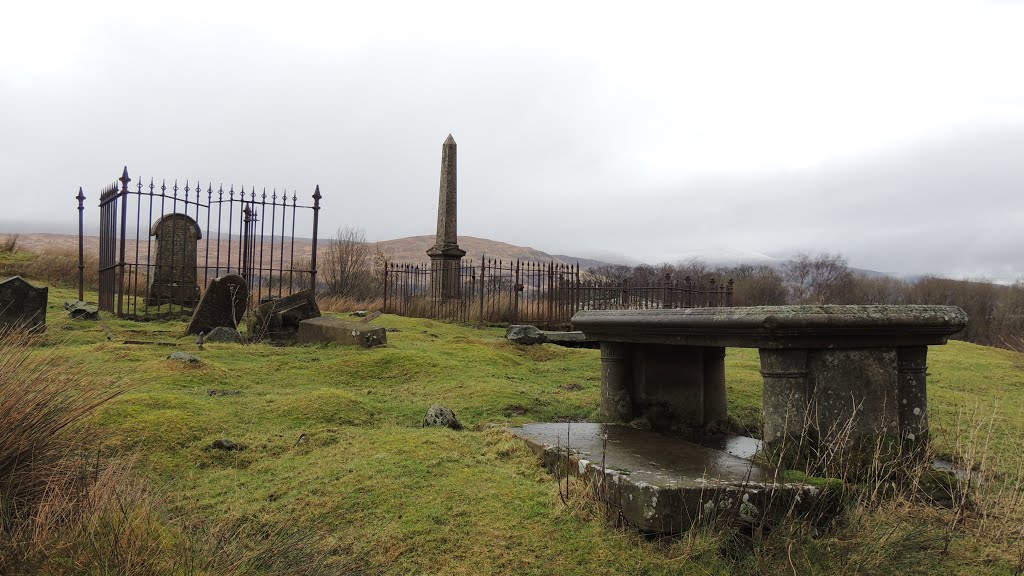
[322,226,376,299]
[589,264,633,283]
[782,253,854,304]
[727,265,788,306]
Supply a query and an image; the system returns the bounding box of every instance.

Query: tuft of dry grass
[0,331,351,575]
[0,331,122,534]
[317,294,383,314]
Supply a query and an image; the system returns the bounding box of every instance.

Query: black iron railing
[383,259,733,329]
[84,167,321,318]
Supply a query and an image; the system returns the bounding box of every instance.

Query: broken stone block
[295,316,386,348]
[248,289,320,341]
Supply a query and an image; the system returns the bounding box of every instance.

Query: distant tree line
[590,252,1024,349]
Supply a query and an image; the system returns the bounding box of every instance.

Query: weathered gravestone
[186,275,248,336]
[0,276,47,331]
[148,213,202,307]
[248,289,320,341]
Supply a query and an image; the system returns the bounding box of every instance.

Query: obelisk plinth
[426,134,466,298]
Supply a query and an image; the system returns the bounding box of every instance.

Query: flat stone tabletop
[572,304,967,348]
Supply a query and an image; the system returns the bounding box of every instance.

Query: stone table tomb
[572,305,967,466]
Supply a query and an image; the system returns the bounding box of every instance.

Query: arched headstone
[147,213,201,307]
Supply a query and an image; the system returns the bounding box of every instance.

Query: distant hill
[374,235,605,267]
[6,233,610,270]
[3,232,891,277]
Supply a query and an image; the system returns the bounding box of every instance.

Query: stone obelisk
[426,134,466,298]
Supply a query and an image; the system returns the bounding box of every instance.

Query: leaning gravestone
[186,275,248,336]
[0,276,48,332]
[147,213,202,307]
[248,289,320,341]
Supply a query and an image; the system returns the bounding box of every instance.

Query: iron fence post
[310,185,321,291]
[76,187,86,302]
[478,257,485,325]
[382,261,389,313]
[116,167,131,317]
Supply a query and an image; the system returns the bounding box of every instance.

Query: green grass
[19,282,1024,574]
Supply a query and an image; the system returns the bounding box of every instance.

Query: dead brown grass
[0,332,350,575]
[0,249,99,290]
[317,294,383,314]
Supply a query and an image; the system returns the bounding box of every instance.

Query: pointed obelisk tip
[444,133,455,145]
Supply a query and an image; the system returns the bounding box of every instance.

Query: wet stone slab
[510,422,830,534]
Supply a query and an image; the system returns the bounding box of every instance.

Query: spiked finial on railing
[312,185,322,203]
[149,177,155,195]
[119,166,131,190]
[76,187,86,204]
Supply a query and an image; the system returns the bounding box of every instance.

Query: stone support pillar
[702,347,728,427]
[600,342,633,421]
[897,346,929,442]
[760,349,810,444]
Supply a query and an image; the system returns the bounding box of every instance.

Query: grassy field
[7,282,1024,574]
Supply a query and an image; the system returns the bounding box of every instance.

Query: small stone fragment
[168,351,201,364]
[423,403,462,430]
[211,439,241,451]
[206,326,243,343]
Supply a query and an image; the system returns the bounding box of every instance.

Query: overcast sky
[2,0,1022,280]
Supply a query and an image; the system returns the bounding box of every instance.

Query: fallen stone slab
[64,300,99,320]
[540,330,597,348]
[360,311,382,324]
[510,422,832,534]
[124,340,178,347]
[506,324,545,345]
[296,316,386,348]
